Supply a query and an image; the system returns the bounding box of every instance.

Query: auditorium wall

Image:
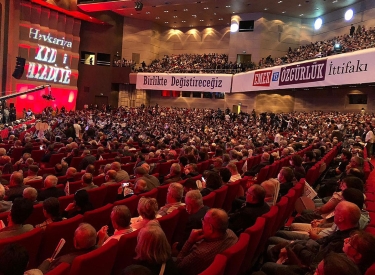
[312,0,375,42]
[228,13,313,63]
[77,11,124,108]
[122,18,230,66]
[147,85,375,113]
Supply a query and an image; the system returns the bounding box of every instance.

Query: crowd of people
[134,24,375,74]
[0,105,375,275]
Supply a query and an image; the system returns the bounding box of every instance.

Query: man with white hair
[162,163,182,184]
[38,175,66,201]
[157,182,185,216]
[0,184,12,212]
[22,187,39,204]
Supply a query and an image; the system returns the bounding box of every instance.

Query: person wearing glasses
[342,231,375,274]
[176,208,237,275]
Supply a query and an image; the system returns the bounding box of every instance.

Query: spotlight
[135,1,143,11]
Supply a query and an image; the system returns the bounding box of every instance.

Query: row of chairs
[199,178,305,275]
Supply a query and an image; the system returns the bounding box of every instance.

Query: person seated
[261,179,280,206]
[343,230,375,274]
[261,201,361,275]
[127,222,178,275]
[200,172,222,197]
[38,223,97,273]
[302,151,316,173]
[176,208,238,275]
[162,163,182,185]
[97,205,133,246]
[174,190,209,252]
[41,144,56,163]
[102,169,117,186]
[78,150,96,171]
[37,175,66,201]
[4,171,29,202]
[110,161,130,183]
[227,163,241,183]
[85,164,96,176]
[63,189,93,218]
[157,183,185,216]
[23,165,42,184]
[277,167,295,198]
[36,197,63,230]
[0,243,43,275]
[312,253,361,275]
[219,167,231,185]
[0,184,12,213]
[289,155,306,180]
[79,173,98,191]
[65,167,77,183]
[22,187,39,204]
[228,184,270,235]
[244,152,270,177]
[134,166,160,191]
[181,164,199,180]
[130,197,160,231]
[2,156,13,175]
[117,179,148,200]
[0,198,33,238]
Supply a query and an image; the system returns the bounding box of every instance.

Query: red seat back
[0,227,43,269]
[38,214,84,264]
[114,195,140,217]
[103,183,122,205]
[83,203,113,231]
[213,185,228,209]
[112,230,139,275]
[156,183,170,208]
[27,179,44,190]
[203,192,216,208]
[220,233,250,275]
[47,153,65,168]
[45,262,70,275]
[93,175,106,186]
[138,188,158,199]
[241,217,266,273]
[274,196,289,232]
[222,181,241,212]
[70,157,84,170]
[158,209,181,245]
[87,185,107,209]
[67,180,83,195]
[69,239,118,275]
[58,195,74,213]
[31,150,45,163]
[25,203,45,226]
[198,254,227,275]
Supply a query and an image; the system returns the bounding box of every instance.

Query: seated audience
[157,182,185,216]
[37,175,65,201]
[97,205,133,246]
[0,198,34,239]
[63,189,93,218]
[38,223,97,273]
[131,197,160,230]
[36,197,63,230]
[0,183,12,212]
[176,208,238,275]
[22,187,39,204]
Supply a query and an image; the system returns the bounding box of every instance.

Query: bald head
[205,208,229,235]
[44,175,58,188]
[110,162,121,172]
[74,223,97,249]
[334,201,361,230]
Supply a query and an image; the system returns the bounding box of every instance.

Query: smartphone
[201,177,206,182]
[40,145,43,150]
[122,182,129,187]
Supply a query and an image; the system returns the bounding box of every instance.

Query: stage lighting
[135,1,143,11]
[314,18,322,30]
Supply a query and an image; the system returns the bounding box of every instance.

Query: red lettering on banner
[253,70,272,86]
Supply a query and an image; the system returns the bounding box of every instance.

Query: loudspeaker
[12,57,26,79]
[9,103,14,108]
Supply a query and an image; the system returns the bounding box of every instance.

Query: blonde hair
[137,197,158,220]
[135,222,171,264]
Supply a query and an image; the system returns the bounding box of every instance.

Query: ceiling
[78,0,362,28]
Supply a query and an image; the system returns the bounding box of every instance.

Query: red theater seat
[112,230,139,275]
[83,203,113,232]
[198,254,227,275]
[45,263,70,275]
[69,239,118,275]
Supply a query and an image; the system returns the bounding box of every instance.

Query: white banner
[232,48,375,92]
[136,73,232,93]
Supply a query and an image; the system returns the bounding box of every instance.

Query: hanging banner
[232,47,375,92]
[136,73,232,92]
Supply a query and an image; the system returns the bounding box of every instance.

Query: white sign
[232,48,375,92]
[136,73,232,93]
